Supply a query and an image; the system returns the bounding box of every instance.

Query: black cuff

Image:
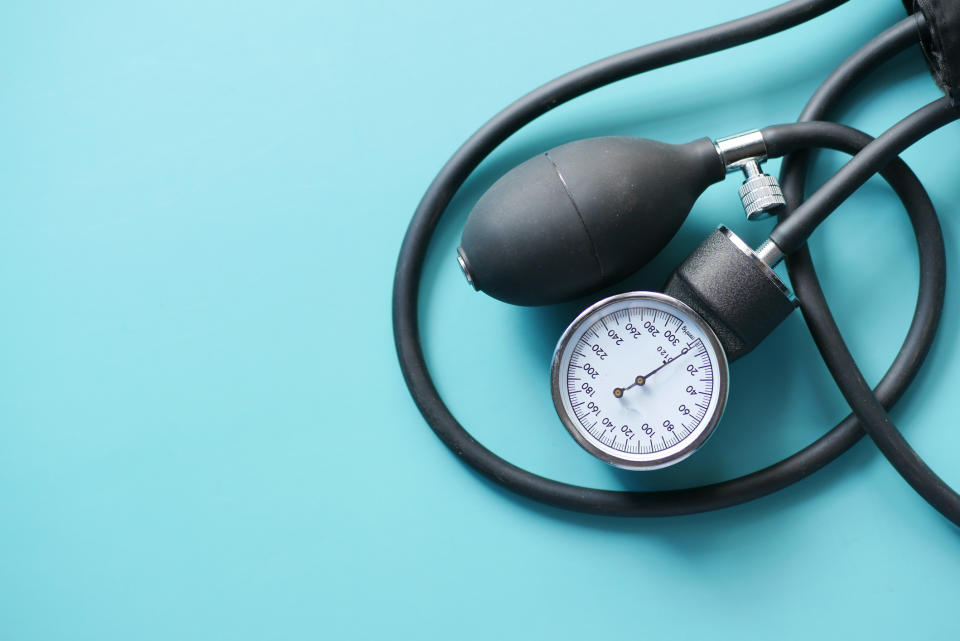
[904,0,960,103]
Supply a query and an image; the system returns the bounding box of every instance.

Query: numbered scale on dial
[551,292,730,470]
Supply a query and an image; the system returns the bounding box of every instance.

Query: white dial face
[551,292,729,470]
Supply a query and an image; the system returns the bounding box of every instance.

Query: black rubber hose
[768,97,960,253]
[802,261,960,524]
[771,122,960,524]
[778,14,923,237]
[393,6,938,516]
[777,15,959,525]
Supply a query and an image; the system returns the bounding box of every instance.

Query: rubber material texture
[459,137,724,306]
[772,20,960,523]
[393,3,944,517]
[766,97,960,254]
[777,15,960,526]
[904,0,960,102]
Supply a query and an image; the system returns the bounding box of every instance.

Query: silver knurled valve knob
[738,159,786,221]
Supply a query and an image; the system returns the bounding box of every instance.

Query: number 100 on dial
[550,291,729,470]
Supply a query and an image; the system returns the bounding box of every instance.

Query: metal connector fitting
[456,246,478,290]
[714,130,767,172]
[714,130,786,220]
[738,159,786,221]
[754,238,785,267]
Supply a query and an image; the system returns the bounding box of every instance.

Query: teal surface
[2,0,959,638]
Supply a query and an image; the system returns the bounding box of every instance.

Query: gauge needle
[613,347,689,398]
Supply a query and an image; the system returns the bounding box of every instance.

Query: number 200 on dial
[550,291,730,470]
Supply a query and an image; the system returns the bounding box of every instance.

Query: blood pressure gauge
[551,292,729,470]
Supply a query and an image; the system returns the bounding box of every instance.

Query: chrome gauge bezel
[550,291,730,470]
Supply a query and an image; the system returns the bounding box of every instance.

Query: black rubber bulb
[457,136,725,305]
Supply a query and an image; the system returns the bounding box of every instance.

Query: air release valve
[738,159,786,220]
[714,130,787,221]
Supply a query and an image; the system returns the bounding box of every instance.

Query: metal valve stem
[714,130,787,221]
[755,238,785,267]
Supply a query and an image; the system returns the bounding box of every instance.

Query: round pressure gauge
[551,291,730,470]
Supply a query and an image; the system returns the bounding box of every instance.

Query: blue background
[2,0,959,638]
